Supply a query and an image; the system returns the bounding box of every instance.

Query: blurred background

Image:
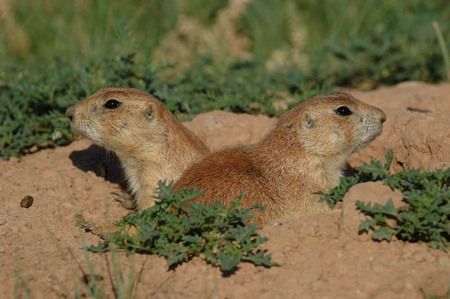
[0,0,449,159]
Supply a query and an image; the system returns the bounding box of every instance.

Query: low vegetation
[319,150,449,250]
[0,54,326,160]
[1,0,448,160]
[88,182,277,272]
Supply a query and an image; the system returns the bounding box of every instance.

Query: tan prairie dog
[173,93,386,225]
[66,87,210,209]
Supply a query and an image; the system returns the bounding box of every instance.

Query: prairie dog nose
[66,106,75,121]
[376,107,386,124]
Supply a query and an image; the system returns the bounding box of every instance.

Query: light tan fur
[66,87,210,209]
[173,93,386,225]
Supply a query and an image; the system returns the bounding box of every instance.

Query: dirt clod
[20,195,34,208]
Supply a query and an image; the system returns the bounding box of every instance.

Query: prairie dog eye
[335,106,352,116]
[104,99,121,109]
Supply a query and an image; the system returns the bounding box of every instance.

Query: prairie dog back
[174,93,386,225]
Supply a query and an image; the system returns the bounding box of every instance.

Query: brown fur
[173,93,386,225]
[66,87,210,209]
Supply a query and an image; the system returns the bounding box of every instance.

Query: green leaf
[243,251,279,267]
[384,148,394,171]
[219,254,242,271]
[358,219,375,232]
[372,227,393,241]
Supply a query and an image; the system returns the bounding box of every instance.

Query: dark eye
[104,99,121,109]
[335,106,352,116]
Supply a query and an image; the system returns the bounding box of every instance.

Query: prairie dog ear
[144,103,157,121]
[300,112,315,129]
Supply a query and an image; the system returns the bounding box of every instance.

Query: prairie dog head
[279,93,386,157]
[66,87,166,156]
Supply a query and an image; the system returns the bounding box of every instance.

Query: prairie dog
[66,87,210,209]
[173,93,386,225]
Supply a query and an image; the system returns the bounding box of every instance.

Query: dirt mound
[184,110,276,151]
[0,82,449,298]
[350,81,450,171]
[185,81,450,172]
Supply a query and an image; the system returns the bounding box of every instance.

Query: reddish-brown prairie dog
[173,93,386,225]
[66,87,210,209]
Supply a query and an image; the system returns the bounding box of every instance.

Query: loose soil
[1,82,449,298]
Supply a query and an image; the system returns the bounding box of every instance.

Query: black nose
[379,109,386,124]
[66,106,75,121]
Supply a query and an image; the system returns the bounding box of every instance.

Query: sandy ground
[0,82,449,298]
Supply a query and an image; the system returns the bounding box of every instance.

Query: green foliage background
[0,0,449,159]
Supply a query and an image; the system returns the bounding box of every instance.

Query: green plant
[1,0,179,65]
[89,182,277,272]
[0,52,325,160]
[433,21,450,81]
[356,167,449,250]
[238,0,295,62]
[2,1,449,160]
[299,0,449,88]
[318,150,449,250]
[14,267,32,299]
[0,53,158,160]
[318,149,394,208]
[3,1,448,86]
[152,57,327,118]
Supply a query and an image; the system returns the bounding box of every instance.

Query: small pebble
[20,195,34,208]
